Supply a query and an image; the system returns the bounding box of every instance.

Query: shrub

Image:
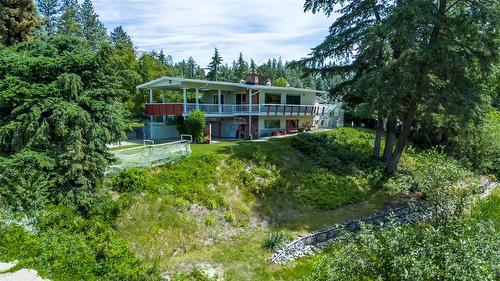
[299,172,368,209]
[177,109,206,143]
[111,168,148,193]
[204,215,216,226]
[263,232,289,251]
[0,206,161,281]
[0,151,56,211]
[291,129,377,172]
[224,211,236,223]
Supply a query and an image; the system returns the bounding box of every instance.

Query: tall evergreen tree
[300,0,500,173]
[206,47,223,81]
[0,0,41,46]
[186,57,197,78]
[36,0,60,35]
[57,0,82,36]
[234,52,249,80]
[249,59,257,74]
[110,25,132,47]
[79,0,107,48]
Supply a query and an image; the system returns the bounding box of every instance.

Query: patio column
[162,92,166,123]
[195,88,199,109]
[183,88,187,116]
[249,89,252,140]
[218,90,222,113]
[149,89,154,139]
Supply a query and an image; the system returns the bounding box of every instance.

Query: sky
[92,0,334,66]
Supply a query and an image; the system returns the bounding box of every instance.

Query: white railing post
[195,88,199,109]
[218,90,222,113]
[183,88,187,116]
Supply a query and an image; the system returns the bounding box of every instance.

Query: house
[136,75,342,140]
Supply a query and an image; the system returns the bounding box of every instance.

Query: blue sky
[92,0,334,66]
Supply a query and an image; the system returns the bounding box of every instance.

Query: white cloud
[93,0,334,66]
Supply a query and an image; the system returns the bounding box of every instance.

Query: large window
[265,93,281,104]
[286,95,301,105]
[212,94,224,104]
[264,119,281,129]
[236,93,247,104]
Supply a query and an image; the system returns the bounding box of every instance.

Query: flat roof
[136,76,328,95]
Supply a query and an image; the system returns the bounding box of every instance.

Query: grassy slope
[115,130,400,280]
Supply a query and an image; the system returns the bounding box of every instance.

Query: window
[236,93,247,104]
[286,95,301,105]
[264,119,281,129]
[265,93,281,104]
[213,94,224,104]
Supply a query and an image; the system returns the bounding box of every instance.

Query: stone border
[269,180,498,264]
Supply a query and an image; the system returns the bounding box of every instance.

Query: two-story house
[136,75,341,140]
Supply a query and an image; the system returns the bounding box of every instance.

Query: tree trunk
[383,117,397,162]
[386,100,418,173]
[373,116,384,159]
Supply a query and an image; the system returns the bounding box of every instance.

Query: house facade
[136,76,342,140]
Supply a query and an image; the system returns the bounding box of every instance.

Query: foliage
[79,0,107,49]
[111,168,147,193]
[291,128,378,172]
[37,0,60,34]
[452,110,500,177]
[206,47,223,81]
[0,151,55,211]
[0,35,127,211]
[263,232,289,251]
[299,0,500,173]
[0,0,41,46]
[299,172,368,210]
[177,109,206,144]
[171,268,215,281]
[273,77,289,87]
[307,191,500,281]
[147,154,223,207]
[0,205,161,280]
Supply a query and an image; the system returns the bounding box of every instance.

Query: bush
[263,232,290,251]
[299,172,368,209]
[224,211,236,223]
[291,129,377,172]
[204,215,216,226]
[177,109,206,143]
[0,206,161,281]
[0,151,56,211]
[111,168,148,193]
[307,198,499,281]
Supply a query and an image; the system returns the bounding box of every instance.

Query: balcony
[145,103,330,117]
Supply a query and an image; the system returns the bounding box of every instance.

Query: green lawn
[115,129,400,280]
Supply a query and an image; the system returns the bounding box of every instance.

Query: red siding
[145,104,183,116]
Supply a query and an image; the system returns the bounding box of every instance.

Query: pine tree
[206,48,223,81]
[79,0,107,48]
[110,25,132,47]
[36,0,60,35]
[234,52,249,80]
[0,0,41,46]
[186,57,197,79]
[57,0,82,36]
[250,59,257,74]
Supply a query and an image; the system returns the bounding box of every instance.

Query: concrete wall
[146,123,180,140]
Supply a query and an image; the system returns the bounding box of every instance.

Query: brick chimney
[245,74,259,85]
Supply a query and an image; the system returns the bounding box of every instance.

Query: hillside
[113,129,401,280]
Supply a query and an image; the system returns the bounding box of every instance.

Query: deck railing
[146,103,333,116]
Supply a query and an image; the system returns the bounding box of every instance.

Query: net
[106,138,192,174]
